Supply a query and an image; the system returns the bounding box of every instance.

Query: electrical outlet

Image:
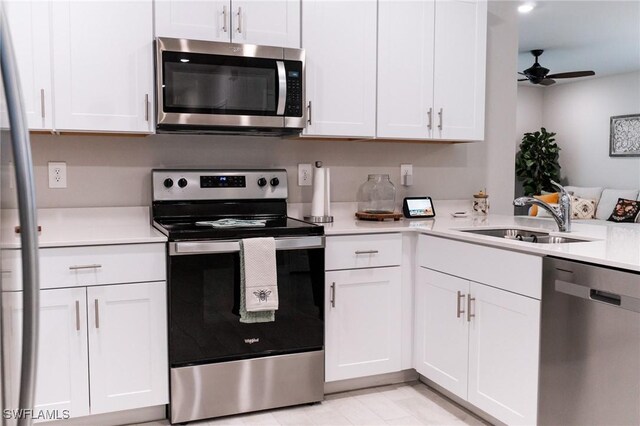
[48,161,67,189]
[401,164,413,187]
[298,163,312,186]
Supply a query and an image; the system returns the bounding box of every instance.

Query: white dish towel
[241,237,279,313]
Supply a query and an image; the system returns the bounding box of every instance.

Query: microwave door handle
[276,61,286,116]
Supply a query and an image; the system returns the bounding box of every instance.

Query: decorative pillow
[596,189,640,220]
[528,193,559,216]
[571,196,597,219]
[607,198,640,223]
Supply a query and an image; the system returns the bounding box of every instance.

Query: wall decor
[610,114,640,157]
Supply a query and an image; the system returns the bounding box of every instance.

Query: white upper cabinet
[155,0,231,42]
[377,0,487,141]
[302,0,377,138]
[4,1,53,130]
[432,0,487,141]
[232,0,300,47]
[377,0,435,139]
[155,0,300,47]
[51,1,154,133]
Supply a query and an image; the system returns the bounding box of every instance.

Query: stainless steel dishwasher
[539,257,640,425]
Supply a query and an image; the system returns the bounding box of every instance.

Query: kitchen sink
[459,228,590,244]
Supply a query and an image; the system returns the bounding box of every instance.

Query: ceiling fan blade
[546,71,595,79]
[518,71,527,76]
[517,79,529,81]
[539,78,556,86]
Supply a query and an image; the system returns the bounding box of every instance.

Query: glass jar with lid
[357,174,397,214]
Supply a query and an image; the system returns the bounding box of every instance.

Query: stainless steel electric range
[151,169,325,424]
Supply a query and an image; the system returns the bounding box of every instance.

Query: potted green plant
[515,127,561,196]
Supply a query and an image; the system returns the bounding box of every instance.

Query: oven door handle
[276,60,286,116]
[170,236,325,255]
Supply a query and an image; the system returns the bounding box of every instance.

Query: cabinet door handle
[236,7,242,33]
[94,299,100,328]
[330,282,336,308]
[69,264,102,270]
[456,291,465,318]
[307,101,312,125]
[75,300,80,331]
[467,294,475,322]
[427,107,432,130]
[355,250,379,255]
[222,5,228,32]
[438,108,443,131]
[144,94,149,122]
[40,89,45,118]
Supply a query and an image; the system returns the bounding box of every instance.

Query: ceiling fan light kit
[518,49,595,86]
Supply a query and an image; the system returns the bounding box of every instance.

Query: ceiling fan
[518,49,595,86]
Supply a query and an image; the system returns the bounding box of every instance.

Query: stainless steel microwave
[155,37,305,135]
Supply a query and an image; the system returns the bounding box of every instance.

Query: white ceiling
[518,1,640,85]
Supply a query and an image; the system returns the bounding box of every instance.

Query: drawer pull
[75,300,80,331]
[330,282,336,308]
[355,250,379,255]
[456,291,466,318]
[69,264,102,270]
[94,299,100,329]
[467,294,476,322]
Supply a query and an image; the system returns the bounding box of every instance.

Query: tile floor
[140,382,489,426]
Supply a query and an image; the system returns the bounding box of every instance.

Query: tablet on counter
[403,197,436,219]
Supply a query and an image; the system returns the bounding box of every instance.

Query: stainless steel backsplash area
[29,133,487,208]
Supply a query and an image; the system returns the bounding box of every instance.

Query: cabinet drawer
[418,235,542,299]
[326,233,402,271]
[3,243,166,291]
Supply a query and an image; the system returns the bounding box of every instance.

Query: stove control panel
[152,169,288,201]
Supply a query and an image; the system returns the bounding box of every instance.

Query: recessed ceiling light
[518,3,535,13]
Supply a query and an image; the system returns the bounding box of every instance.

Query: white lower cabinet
[414,267,540,425]
[325,267,402,382]
[2,288,90,418]
[1,281,168,420]
[87,282,168,414]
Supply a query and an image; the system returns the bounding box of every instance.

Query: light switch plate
[48,161,67,188]
[298,163,312,186]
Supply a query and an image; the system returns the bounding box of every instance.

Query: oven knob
[178,178,188,188]
[163,178,174,188]
[257,177,267,187]
[270,177,280,187]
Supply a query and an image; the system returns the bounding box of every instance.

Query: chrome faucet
[514,180,572,232]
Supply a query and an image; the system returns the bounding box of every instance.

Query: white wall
[516,86,544,139]
[29,134,487,208]
[537,71,640,189]
[484,1,519,214]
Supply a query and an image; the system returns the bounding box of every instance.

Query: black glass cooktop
[154,216,323,241]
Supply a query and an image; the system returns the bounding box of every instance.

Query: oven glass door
[161,51,280,116]
[169,244,324,368]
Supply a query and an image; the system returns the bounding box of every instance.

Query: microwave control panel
[284,61,303,117]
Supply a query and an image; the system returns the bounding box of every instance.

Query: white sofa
[563,186,639,222]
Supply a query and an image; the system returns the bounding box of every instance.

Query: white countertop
[289,201,640,272]
[2,206,167,248]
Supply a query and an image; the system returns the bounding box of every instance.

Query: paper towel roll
[325,168,331,217]
[311,167,325,217]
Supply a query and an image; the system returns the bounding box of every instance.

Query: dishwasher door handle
[555,280,640,313]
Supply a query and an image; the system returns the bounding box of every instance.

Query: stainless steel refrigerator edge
[539,257,640,425]
[0,3,41,426]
